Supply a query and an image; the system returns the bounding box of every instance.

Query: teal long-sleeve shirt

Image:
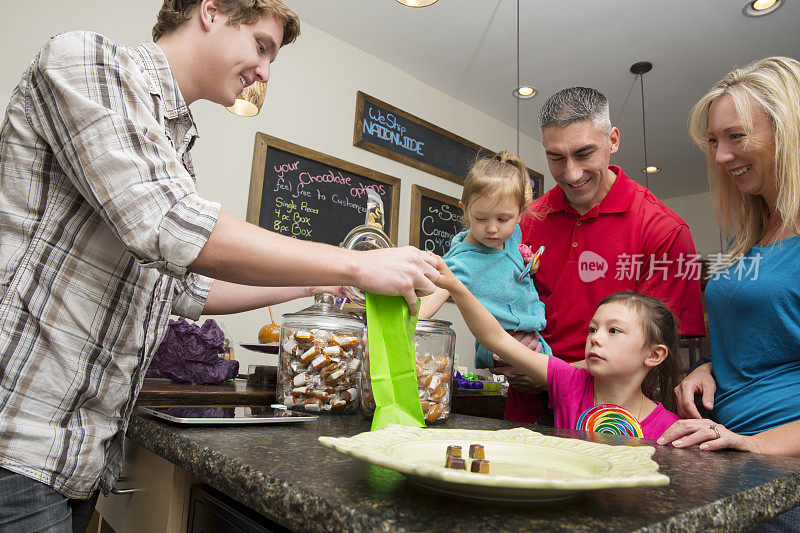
[443,225,551,368]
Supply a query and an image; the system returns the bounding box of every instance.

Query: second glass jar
[361,318,456,423]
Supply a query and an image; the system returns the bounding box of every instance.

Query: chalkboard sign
[246,134,400,246]
[354,91,543,197]
[409,185,464,257]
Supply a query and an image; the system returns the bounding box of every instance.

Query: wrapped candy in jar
[278,293,364,414]
[361,318,455,423]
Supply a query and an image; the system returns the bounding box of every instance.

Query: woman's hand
[657,418,762,453]
[674,362,716,419]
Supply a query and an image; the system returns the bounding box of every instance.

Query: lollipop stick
[268,306,275,324]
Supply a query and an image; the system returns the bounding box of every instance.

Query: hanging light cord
[639,73,649,188]
[515,0,520,157]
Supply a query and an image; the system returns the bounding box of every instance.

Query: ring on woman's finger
[709,424,721,440]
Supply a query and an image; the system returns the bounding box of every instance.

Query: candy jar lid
[416,318,453,332]
[339,225,393,305]
[282,292,364,330]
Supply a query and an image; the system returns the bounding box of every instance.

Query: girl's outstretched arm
[419,287,451,319]
[432,255,548,384]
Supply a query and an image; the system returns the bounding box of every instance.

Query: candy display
[277,293,364,414]
[362,319,455,423]
[575,404,644,437]
[278,328,361,412]
[454,371,501,393]
[470,459,490,474]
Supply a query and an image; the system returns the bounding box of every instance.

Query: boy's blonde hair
[687,56,800,263]
[596,292,681,413]
[152,0,300,45]
[460,151,541,228]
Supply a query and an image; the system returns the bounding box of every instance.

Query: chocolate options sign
[247,134,400,246]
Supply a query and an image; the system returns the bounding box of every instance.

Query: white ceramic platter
[319,424,668,502]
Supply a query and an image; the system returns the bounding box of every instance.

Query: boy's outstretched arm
[432,255,549,384]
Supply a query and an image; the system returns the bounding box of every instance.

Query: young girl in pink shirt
[434,256,681,440]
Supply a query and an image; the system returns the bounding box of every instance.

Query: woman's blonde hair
[687,56,800,262]
[460,151,541,228]
[152,0,300,45]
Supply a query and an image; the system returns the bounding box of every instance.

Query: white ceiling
[288,0,799,199]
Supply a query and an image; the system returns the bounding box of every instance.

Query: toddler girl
[419,151,550,368]
[436,256,681,440]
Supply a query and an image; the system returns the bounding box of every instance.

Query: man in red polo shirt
[494,87,705,423]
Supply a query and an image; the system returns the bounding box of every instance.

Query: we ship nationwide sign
[353,91,542,195]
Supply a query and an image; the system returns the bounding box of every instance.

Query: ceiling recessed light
[395,0,439,6]
[643,166,661,174]
[742,0,782,17]
[753,0,777,9]
[513,86,537,99]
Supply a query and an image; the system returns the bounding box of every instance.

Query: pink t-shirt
[547,356,680,441]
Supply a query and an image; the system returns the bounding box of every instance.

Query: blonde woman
[660,57,800,461]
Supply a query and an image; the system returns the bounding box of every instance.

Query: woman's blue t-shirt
[705,236,800,435]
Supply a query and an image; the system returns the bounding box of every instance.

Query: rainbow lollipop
[576,404,644,437]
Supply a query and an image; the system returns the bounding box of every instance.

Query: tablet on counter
[139,405,318,425]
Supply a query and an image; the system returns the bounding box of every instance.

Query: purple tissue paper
[146,318,239,384]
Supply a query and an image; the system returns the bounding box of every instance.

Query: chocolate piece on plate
[446,445,462,458]
[470,459,490,474]
[445,455,466,470]
[469,444,485,459]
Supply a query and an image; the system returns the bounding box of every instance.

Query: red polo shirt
[507,166,705,422]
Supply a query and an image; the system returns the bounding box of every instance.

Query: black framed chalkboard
[409,185,464,257]
[354,91,543,197]
[246,134,400,246]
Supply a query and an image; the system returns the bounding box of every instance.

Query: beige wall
[2,0,555,372]
[662,191,723,256]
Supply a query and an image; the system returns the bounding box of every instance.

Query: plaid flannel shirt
[0,32,220,498]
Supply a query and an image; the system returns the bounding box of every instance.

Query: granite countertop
[127,411,800,532]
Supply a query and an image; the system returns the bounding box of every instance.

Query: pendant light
[630,61,659,187]
[512,0,536,157]
[227,81,267,117]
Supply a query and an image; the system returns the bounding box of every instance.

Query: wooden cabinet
[187,485,289,533]
[95,439,194,533]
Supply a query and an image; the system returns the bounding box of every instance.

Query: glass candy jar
[361,319,456,423]
[339,224,392,306]
[278,293,364,414]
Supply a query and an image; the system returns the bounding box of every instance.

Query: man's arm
[201,281,342,315]
[190,213,439,315]
[26,38,438,315]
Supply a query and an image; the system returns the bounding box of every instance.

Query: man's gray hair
[538,87,612,133]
